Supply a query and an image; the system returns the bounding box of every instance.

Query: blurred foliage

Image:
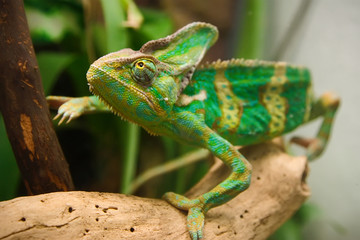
[269,203,321,240]
[235,0,266,59]
[0,118,19,201]
[0,0,321,239]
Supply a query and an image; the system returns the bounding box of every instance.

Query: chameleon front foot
[46,96,109,125]
[47,96,87,124]
[163,192,206,240]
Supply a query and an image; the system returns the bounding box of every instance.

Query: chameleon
[47,22,340,239]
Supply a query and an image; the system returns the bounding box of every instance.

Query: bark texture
[0,0,74,193]
[0,142,310,240]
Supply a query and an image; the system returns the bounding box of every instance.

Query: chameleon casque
[48,22,339,239]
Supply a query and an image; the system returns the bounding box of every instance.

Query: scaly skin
[47,22,340,239]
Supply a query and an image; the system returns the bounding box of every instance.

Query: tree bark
[0,0,74,194]
[0,142,310,239]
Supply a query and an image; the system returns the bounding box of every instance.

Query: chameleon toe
[187,207,205,240]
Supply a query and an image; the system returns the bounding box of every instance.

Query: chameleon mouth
[88,84,139,125]
[124,81,156,110]
[88,79,156,113]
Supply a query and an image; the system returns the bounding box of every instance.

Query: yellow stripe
[262,62,288,135]
[214,69,242,132]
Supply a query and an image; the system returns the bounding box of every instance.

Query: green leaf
[100,0,128,52]
[120,123,140,193]
[25,6,81,45]
[91,24,108,58]
[37,52,75,94]
[121,0,144,29]
[235,0,266,59]
[294,203,321,225]
[0,116,19,201]
[269,220,301,240]
[66,54,92,96]
[139,8,173,40]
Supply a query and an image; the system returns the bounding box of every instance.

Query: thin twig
[273,0,313,60]
[127,148,210,194]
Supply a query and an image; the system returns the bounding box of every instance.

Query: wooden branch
[0,142,310,239]
[0,0,74,193]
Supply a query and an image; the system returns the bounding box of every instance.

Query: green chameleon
[47,22,340,239]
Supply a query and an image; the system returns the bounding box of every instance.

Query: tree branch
[0,142,310,239]
[0,0,74,194]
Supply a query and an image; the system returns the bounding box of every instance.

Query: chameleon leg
[291,92,340,160]
[163,118,252,239]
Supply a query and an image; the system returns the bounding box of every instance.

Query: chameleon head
[86,22,218,132]
[87,49,176,129]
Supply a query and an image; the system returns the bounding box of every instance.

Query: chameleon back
[175,59,313,146]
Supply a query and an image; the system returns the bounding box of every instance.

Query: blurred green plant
[268,203,321,240]
[235,0,266,59]
[0,118,19,201]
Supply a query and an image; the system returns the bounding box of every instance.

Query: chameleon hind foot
[163,192,205,240]
[290,137,324,161]
[291,92,340,161]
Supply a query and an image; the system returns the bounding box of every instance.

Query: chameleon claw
[53,113,61,121]
[52,100,83,125]
[58,114,67,125]
[66,113,77,124]
[54,112,68,125]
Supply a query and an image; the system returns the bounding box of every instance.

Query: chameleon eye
[131,59,156,85]
[136,61,145,69]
